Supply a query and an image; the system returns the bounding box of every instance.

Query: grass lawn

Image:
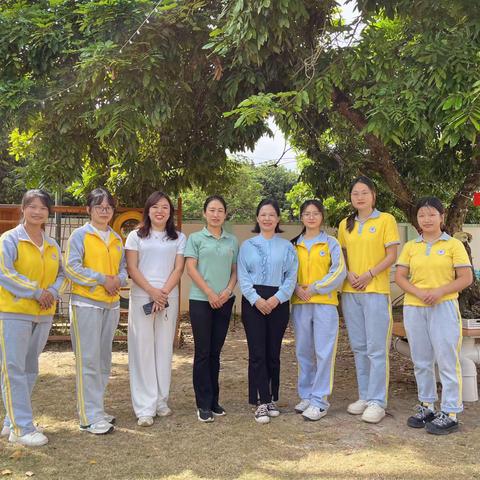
[1,319,480,480]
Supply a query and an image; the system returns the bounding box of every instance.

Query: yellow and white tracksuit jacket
[64,223,128,309]
[0,224,66,322]
[292,231,346,305]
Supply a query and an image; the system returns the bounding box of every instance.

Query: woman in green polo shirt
[184,195,239,423]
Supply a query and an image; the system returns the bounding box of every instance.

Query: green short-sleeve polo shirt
[184,227,239,301]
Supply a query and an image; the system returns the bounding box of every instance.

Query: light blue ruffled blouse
[238,234,298,306]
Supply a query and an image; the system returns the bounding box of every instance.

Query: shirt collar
[298,231,328,245]
[202,226,228,239]
[355,208,380,222]
[85,222,120,242]
[415,232,451,243]
[17,224,55,246]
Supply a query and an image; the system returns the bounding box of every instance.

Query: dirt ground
[1,318,480,480]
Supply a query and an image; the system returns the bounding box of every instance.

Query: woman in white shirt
[125,192,186,427]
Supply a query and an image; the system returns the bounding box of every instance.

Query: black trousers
[241,285,290,405]
[189,297,235,410]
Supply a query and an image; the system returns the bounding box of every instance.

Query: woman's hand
[217,289,231,307]
[266,296,280,311]
[423,288,445,305]
[207,289,222,309]
[347,271,360,289]
[152,300,167,314]
[255,298,272,315]
[147,287,168,304]
[295,285,312,302]
[104,275,120,296]
[350,271,373,291]
[37,290,55,309]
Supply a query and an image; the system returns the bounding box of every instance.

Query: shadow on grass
[1,322,479,480]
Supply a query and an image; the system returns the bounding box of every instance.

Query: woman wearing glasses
[238,198,298,424]
[65,188,127,435]
[291,200,346,421]
[338,176,399,424]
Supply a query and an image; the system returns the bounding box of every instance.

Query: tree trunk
[445,136,480,234]
[331,87,417,225]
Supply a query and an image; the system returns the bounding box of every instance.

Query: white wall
[177,222,480,312]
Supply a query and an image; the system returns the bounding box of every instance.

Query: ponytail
[291,226,306,245]
[346,212,356,233]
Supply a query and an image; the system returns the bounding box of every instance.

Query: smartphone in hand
[142,300,169,315]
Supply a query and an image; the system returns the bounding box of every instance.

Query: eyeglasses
[93,206,113,213]
[302,212,321,218]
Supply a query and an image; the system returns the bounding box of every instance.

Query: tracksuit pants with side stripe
[292,303,339,410]
[70,304,119,426]
[0,318,51,436]
[403,300,463,413]
[341,292,393,408]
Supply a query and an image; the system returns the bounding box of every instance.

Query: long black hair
[346,176,376,233]
[137,191,178,240]
[252,198,284,233]
[415,196,446,232]
[291,199,325,244]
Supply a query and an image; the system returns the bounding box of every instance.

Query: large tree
[0,0,269,202]
[211,0,480,233]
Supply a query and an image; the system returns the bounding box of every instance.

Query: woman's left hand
[295,285,312,302]
[217,289,231,306]
[266,296,280,311]
[351,271,373,290]
[423,288,444,305]
[38,289,55,309]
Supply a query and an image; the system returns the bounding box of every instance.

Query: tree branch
[331,87,417,223]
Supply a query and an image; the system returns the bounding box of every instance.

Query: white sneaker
[302,405,327,422]
[347,399,369,415]
[103,413,116,425]
[361,402,386,424]
[294,399,310,414]
[80,419,114,434]
[137,416,154,427]
[156,406,172,417]
[8,430,48,447]
[254,404,270,424]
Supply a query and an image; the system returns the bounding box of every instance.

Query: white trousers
[128,295,178,418]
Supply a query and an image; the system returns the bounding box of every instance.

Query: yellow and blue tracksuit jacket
[64,223,127,309]
[292,231,346,306]
[0,224,66,322]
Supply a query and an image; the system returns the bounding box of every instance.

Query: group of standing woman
[0,175,473,447]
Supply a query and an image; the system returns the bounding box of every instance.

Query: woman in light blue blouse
[238,198,298,424]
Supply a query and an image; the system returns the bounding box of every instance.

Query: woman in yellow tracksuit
[0,190,65,447]
[291,200,346,421]
[64,188,127,435]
